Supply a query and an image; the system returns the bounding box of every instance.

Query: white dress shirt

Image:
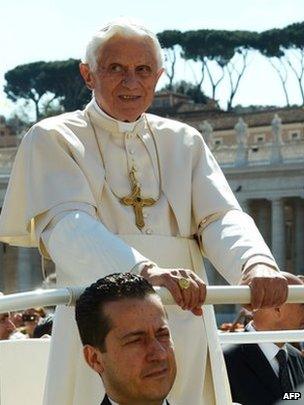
[247,322,295,389]
[108,398,166,405]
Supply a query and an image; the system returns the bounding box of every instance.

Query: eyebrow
[121,330,146,341]
[121,326,169,341]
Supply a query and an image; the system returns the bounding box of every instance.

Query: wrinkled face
[80,35,163,122]
[279,302,304,330]
[84,296,176,403]
[0,313,15,340]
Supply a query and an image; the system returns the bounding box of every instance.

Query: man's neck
[251,321,285,347]
[107,394,165,405]
[94,98,141,123]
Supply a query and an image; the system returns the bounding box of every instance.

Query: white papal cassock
[0,99,279,405]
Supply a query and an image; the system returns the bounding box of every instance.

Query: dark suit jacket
[223,342,304,405]
[101,394,169,404]
[101,395,111,405]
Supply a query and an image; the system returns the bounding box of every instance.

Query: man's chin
[139,379,172,400]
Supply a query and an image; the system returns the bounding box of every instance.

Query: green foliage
[4,59,90,121]
[255,28,287,57]
[157,30,182,49]
[45,59,91,111]
[4,61,51,120]
[283,22,304,49]
[158,23,304,107]
[180,29,258,66]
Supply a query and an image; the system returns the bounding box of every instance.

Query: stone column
[256,200,270,246]
[240,199,250,214]
[294,198,304,273]
[271,198,285,269]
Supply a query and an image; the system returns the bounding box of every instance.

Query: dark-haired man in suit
[224,272,304,405]
[75,273,175,405]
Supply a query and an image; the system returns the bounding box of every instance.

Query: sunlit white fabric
[201,210,278,284]
[44,211,149,286]
[0,98,280,405]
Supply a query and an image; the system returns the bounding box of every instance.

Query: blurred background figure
[220,308,253,332]
[0,311,15,340]
[11,312,23,328]
[224,272,304,405]
[33,313,54,339]
[0,291,16,340]
[21,307,46,338]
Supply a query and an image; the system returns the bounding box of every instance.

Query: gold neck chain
[88,113,162,229]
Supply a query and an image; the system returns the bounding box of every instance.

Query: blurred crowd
[0,304,54,340]
[0,273,55,341]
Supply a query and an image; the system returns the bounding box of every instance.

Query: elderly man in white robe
[0,19,288,405]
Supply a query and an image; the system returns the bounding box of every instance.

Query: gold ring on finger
[178,277,191,290]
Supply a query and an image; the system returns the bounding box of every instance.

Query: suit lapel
[241,344,282,398]
[287,345,304,387]
[100,394,112,405]
[101,395,169,405]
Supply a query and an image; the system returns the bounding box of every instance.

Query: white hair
[83,18,164,71]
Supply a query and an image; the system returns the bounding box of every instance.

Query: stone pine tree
[4,61,52,121]
[283,22,304,105]
[255,28,291,106]
[4,59,91,122]
[157,30,183,90]
[45,59,91,111]
[181,29,257,109]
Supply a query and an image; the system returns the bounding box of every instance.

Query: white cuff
[242,255,279,273]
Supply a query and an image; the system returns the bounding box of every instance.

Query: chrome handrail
[1,284,303,312]
[218,330,304,344]
[2,285,304,345]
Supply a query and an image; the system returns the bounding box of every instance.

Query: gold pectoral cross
[120,167,156,229]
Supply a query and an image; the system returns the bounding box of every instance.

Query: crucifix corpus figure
[0,18,288,405]
[120,166,157,229]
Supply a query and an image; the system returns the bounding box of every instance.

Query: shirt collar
[107,398,119,405]
[107,397,166,405]
[247,322,287,362]
[87,97,145,136]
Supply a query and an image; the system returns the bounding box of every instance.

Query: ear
[274,306,282,318]
[156,68,164,82]
[83,345,104,374]
[79,63,95,90]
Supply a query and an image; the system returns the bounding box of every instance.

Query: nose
[146,338,168,362]
[122,69,139,90]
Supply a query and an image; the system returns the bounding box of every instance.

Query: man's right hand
[140,265,206,316]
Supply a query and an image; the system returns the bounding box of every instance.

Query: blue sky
[1,0,304,116]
